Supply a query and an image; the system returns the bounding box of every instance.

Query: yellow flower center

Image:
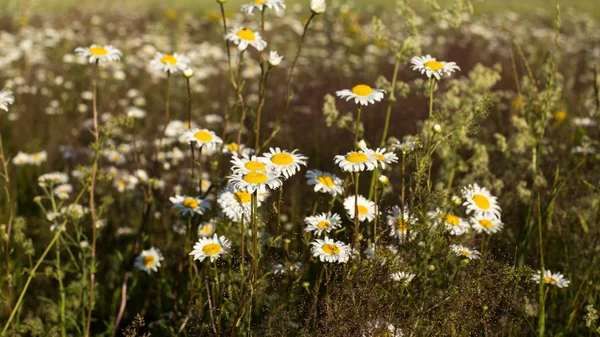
[478,219,493,229]
[458,249,471,256]
[317,175,335,187]
[118,180,126,187]
[202,243,222,255]
[161,54,178,65]
[227,143,239,151]
[441,213,459,226]
[346,152,368,163]
[424,60,444,71]
[473,194,491,210]
[237,29,256,41]
[89,46,108,56]
[397,218,408,232]
[357,205,368,215]
[374,153,386,161]
[254,0,264,3]
[201,226,212,234]
[111,154,120,161]
[183,197,199,209]
[142,255,155,267]
[244,161,266,171]
[271,153,294,166]
[234,190,252,204]
[322,243,340,255]
[543,276,557,285]
[194,131,213,142]
[351,84,373,97]
[243,172,268,184]
[317,221,330,229]
[555,110,567,122]
[32,154,41,160]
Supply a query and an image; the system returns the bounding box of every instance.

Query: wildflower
[336,84,385,106]
[363,321,403,337]
[334,150,377,172]
[268,51,283,66]
[450,244,481,260]
[305,169,344,196]
[260,147,307,179]
[430,209,469,235]
[30,151,47,165]
[531,270,570,288]
[169,195,211,216]
[304,212,342,236]
[410,55,460,80]
[387,206,417,240]
[225,27,267,51]
[310,236,351,263]
[180,128,223,151]
[241,0,285,14]
[230,155,271,174]
[135,247,164,274]
[360,144,398,169]
[0,89,15,111]
[310,0,326,14]
[432,123,442,133]
[391,271,415,285]
[190,234,231,262]
[183,68,194,78]
[114,173,139,192]
[228,170,282,194]
[217,186,265,222]
[462,183,502,219]
[74,44,122,63]
[60,204,89,221]
[53,184,73,200]
[12,152,31,165]
[198,221,216,237]
[469,213,504,234]
[378,175,389,186]
[150,52,190,74]
[38,172,69,187]
[344,195,375,222]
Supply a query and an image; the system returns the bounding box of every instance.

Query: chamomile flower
[230,155,271,174]
[180,128,223,151]
[134,247,163,274]
[363,321,403,337]
[304,212,342,236]
[531,270,570,288]
[360,145,399,169]
[241,0,285,14]
[0,89,15,111]
[310,236,351,263]
[391,271,415,284]
[387,205,418,240]
[217,186,265,222]
[53,184,73,200]
[336,84,385,106]
[150,52,190,74]
[12,152,31,165]
[334,150,377,172]
[74,44,122,64]
[450,244,481,260]
[190,234,231,262]
[30,151,47,165]
[225,27,267,51]
[462,183,502,219]
[469,213,504,234]
[268,51,283,66]
[344,195,375,223]
[305,170,344,196]
[310,0,326,14]
[429,209,469,235]
[410,55,460,80]
[169,195,211,216]
[38,172,69,187]
[260,147,307,179]
[229,170,282,194]
[198,221,216,237]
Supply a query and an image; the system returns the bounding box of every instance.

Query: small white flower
[304,212,342,236]
[462,183,502,220]
[135,247,164,274]
[228,170,282,194]
[12,152,31,165]
[310,0,326,14]
[469,213,504,234]
[180,128,223,151]
[74,44,122,64]
[391,271,415,284]
[268,51,283,66]
[336,84,385,106]
[150,52,190,74]
[225,27,267,51]
[344,195,375,223]
[260,147,307,179]
[190,234,231,262]
[310,236,351,263]
[410,55,460,80]
[531,270,570,288]
[0,89,15,111]
[450,244,481,260]
[305,170,344,196]
[334,150,377,172]
[169,195,211,216]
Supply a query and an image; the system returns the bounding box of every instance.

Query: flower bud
[432,124,442,133]
[378,175,389,186]
[183,68,194,78]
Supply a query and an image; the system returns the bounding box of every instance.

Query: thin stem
[353,172,360,250]
[354,106,362,148]
[158,72,172,151]
[235,51,247,152]
[380,56,402,147]
[537,195,546,337]
[428,77,435,119]
[186,77,195,185]
[0,131,16,337]
[57,238,67,337]
[275,186,283,238]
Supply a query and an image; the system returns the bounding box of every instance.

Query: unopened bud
[378,175,389,186]
[183,68,194,78]
[432,124,442,133]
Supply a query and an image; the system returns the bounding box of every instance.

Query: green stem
[380,56,402,147]
[57,237,67,337]
[537,195,546,337]
[354,106,362,148]
[353,172,361,250]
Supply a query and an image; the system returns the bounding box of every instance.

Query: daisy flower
[310,0,326,14]
[268,51,283,66]
[430,209,469,235]
[198,221,216,237]
[30,151,47,165]
[180,128,223,151]
[190,234,231,262]
[305,170,344,196]
[53,184,73,200]
[531,270,570,288]
[0,89,15,111]
[334,150,377,172]
[363,321,403,337]
[469,213,504,234]
[74,44,122,64]
[217,186,265,222]
[150,52,190,74]
[134,247,164,274]
[38,172,69,187]
[225,27,267,51]
[169,195,211,216]
[241,0,285,14]
[113,173,139,192]
[450,244,481,260]
[387,205,418,240]
[336,84,385,106]
[304,212,342,236]
[462,183,502,219]
[360,144,399,169]
[260,147,307,179]
[12,152,31,165]
[391,271,415,284]
[228,170,282,194]
[310,236,351,263]
[344,195,375,223]
[410,55,460,80]
[230,155,271,175]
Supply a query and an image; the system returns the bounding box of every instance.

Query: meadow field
[1,0,600,336]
